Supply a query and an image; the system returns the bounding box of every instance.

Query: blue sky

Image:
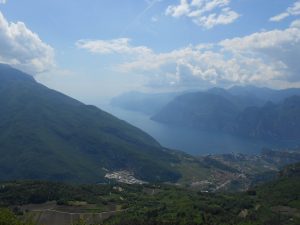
[0,0,300,103]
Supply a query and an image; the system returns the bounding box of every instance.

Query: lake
[100,104,300,156]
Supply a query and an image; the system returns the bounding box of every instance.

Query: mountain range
[1,63,300,186]
[152,87,300,140]
[112,86,300,117]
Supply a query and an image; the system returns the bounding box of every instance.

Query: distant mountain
[152,87,300,140]
[112,86,300,118]
[229,85,300,103]
[152,92,240,131]
[110,91,179,115]
[208,87,265,110]
[236,96,300,139]
[0,64,180,183]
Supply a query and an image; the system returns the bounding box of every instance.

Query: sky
[0,0,300,104]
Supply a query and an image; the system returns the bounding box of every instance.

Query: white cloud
[165,0,239,29]
[0,11,55,74]
[220,23,300,81]
[269,13,289,22]
[119,45,285,87]
[192,7,239,28]
[0,0,6,4]
[270,1,300,22]
[76,38,152,57]
[77,20,300,89]
[166,0,190,17]
[151,16,159,22]
[291,19,300,28]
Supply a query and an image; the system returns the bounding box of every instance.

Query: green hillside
[105,163,300,225]
[0,163,299,225]
[0,64,180,183]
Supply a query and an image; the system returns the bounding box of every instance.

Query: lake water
[100,104,300,156]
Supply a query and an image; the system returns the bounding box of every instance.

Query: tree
[0,208,33,225]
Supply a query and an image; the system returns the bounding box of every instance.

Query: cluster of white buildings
[105,171,147,185]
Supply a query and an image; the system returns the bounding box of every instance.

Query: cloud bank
[0,11,55,74]
[165,0,240,29]
[77,20,300,90]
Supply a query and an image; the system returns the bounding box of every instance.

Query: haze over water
[100,104,300,156]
